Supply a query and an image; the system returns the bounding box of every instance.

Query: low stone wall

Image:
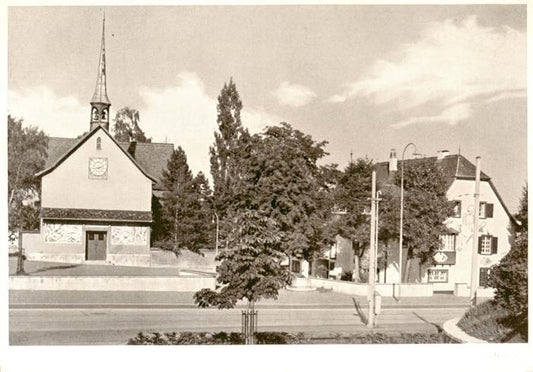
[394,283,434,297]
[454,283,495,298]
[9,276,216,292]
[309,278,434,297]
[150,248,217,271]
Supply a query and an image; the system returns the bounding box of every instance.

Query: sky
[7,5,527,212]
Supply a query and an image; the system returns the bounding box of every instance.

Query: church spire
[90,14,111,131]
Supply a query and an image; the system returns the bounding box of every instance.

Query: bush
[127,332,244,345]
[457,300,524,343]
[488,186,528,341]
[127,331,455,345]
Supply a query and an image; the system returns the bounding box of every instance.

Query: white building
[375,150,517,293]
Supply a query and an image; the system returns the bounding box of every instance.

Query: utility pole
[470,156,481,308]
[214,212,219,257]
[174,208,179,252]
[367,171,377,328]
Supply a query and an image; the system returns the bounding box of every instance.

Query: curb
[442,317,488,344]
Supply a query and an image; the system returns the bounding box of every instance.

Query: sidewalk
[9,288,470,309]
[8,257,214,277]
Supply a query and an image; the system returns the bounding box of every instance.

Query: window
[428,269,448,283]
[479,202,494,219]
[478,235,498,255]
[96,137,102,150]
[452,201,461,218]
[439,234,456,252]
[479,268,491,288]
[291,260,301,273]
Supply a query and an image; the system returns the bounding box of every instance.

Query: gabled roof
[36,125,159,184]
[375,154,516,224]
[120,142,174,191]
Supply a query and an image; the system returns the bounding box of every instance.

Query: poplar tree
[209,78,249,219]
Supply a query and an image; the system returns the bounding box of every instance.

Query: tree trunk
[16,228,25,275]
[243,300,256,345]
[352,254,360,282]
[403,257,411,283]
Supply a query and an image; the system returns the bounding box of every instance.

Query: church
[25,18,174,267]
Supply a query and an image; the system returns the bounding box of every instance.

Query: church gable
[40,126,153,212]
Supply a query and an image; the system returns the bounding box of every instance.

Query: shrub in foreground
[457,300,524,342]
[127,331,456,345]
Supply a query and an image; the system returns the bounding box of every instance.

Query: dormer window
[96,137,102,150]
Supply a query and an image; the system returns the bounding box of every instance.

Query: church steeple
[90,14,111,131]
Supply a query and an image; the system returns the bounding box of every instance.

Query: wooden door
[86,231,107,260]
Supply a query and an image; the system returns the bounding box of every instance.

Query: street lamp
[398,142,419,300]
[213,212,219,257]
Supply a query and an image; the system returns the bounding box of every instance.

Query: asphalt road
[9,306,468,345]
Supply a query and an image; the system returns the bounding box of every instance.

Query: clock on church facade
[88,157,108,179]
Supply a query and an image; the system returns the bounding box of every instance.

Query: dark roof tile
[42,207,152,222]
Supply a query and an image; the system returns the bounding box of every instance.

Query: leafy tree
[8,115,48,233]
[157,147,212,254]
[489,185,528,340]
[330,158,374,282]
[196,123,333,308]
[194,210,290,309]
[397,159,455,282]
[112,107,151,142]
[246,123,335,264]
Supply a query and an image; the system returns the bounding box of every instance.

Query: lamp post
[213,212,219,257]
[398,142,418,300]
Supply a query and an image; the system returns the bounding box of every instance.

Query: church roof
[91,16,110,105]
[37,126,169,186]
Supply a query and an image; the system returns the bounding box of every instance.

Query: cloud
[139,72,280,177]
[328,16,526,128]
[8,86,87,137]
[272,81,317,107]
[8,72,281,180]
[391,103,471,129]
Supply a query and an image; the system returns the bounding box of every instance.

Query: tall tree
[8,115,48,232]
[489,185,528,340]
[157,147,212,254]
[197,123,333,307]
[397,159,455,282]
[330,158,374,282]
[112,107,151,142]
[209,79,249,220]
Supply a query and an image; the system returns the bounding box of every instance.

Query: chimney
[127,134,137,159]
[389,148,398,172]
[437,150,450,160]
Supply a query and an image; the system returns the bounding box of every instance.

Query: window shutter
[478,236,482,254]
[486,203,494,218]
[492,236,498,254]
